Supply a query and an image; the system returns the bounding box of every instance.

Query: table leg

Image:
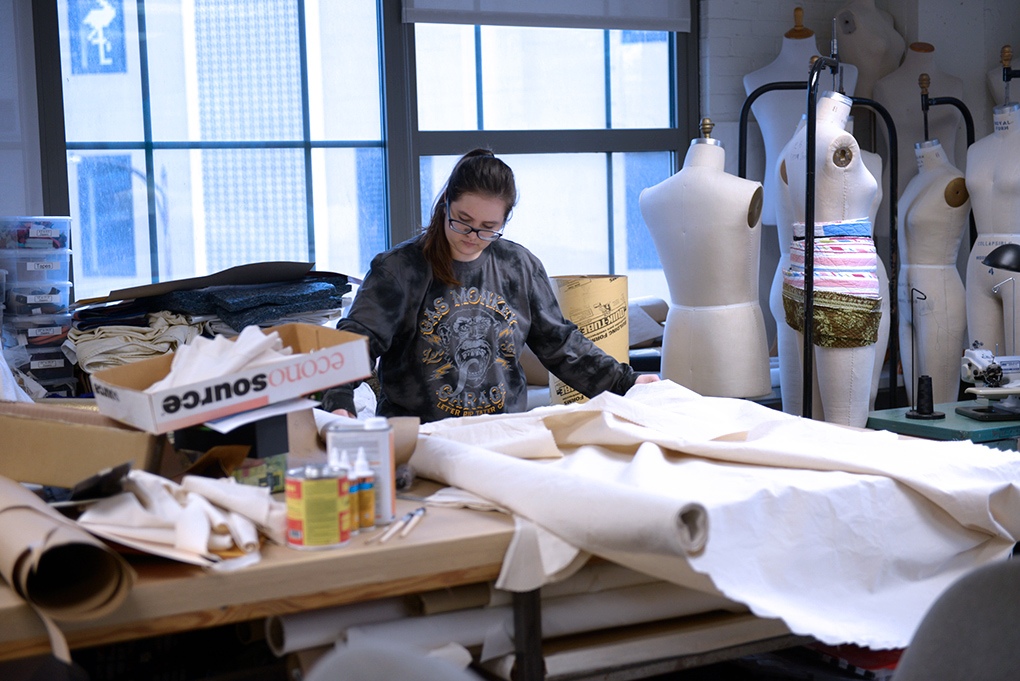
[512,589,544,680]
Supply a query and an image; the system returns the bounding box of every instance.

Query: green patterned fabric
[782,282,881,348]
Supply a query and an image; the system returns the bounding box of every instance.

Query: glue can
[285,461,351,550]
[325,418,396,525]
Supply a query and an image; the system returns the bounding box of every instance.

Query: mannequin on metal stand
[780,90,881,427]
[640,119,771,398]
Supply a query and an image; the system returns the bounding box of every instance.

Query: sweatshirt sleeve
[522,256,636,398]
[320,245,430,415]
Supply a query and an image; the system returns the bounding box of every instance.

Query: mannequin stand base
[905,409,945,420]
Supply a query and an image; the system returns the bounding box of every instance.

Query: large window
[44,1,696,303]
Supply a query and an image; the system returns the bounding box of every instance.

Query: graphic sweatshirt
[321,237,637,422]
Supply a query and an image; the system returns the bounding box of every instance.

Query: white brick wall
[701,0,846,123]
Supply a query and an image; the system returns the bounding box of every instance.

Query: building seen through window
[56,0,691,303]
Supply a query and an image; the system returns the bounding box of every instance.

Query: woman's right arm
[321,248,426,415]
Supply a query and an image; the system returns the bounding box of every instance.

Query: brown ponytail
[420,149,518,286]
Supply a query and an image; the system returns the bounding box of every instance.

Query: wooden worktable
[0,492,514,661]
[0,484,806,681]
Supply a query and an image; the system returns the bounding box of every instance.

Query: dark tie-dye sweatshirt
[321,237,636,423]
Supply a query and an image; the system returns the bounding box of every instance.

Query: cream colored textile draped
[66,311,201,374]
[409,381,1020,649]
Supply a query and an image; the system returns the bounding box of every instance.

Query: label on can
[285,464,351,549]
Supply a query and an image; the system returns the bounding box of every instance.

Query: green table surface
[866,400,1020,442]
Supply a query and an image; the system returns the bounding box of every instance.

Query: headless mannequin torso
[898,140,970,404]
[744,10,858,227]
[781,91,880,427]
[773,115,887,417]
[772,116,807,415]
[873,43,964,241]
[640,125,771,398]
[966,103,1020,356]
[835,0,906,99]
[855,119,889,411]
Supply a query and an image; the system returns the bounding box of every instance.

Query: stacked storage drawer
[0,217,75,392]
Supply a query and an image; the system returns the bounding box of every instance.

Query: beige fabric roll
[409,582,493,616]
[0,475,135,661]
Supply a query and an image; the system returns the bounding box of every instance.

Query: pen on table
[398,506,427,538]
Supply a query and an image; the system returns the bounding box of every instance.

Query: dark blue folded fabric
[148,288,219,315]
[217,292,346,331]
[210,280,338,312]
[142,275,351,330]
[73,299,153,331]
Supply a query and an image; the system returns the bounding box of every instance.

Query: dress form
[781,91,880,427]
[853,119,889,411]
[834,0,906,99]
[873,43,964,240]
[772,114,884,417]
[771,116,807,416]
[965,103,1020,356]
[898,140,969,405]
[640,120,770,398]
[987,45,1014,108]
[744,8,858,227]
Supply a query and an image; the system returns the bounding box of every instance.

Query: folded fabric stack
[66,310,203,374]
[148,274,350,334]
[61,273,351,394]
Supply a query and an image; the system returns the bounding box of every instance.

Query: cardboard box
[0,400,165,487]
[91,324,371,434]
[549,275,629,405]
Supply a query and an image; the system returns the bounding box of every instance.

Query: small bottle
[337,449,358,535]
[354,447,376,532]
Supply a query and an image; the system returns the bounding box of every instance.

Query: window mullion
[136,0,159,283]
[297,0,315,262]
[475,25,483,130]
[380,0,421,246]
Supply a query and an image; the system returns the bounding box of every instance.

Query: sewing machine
[957,348,1020,420]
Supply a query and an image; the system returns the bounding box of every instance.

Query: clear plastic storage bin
[6,281,72,316]
[0,249,71,283]
[36,377,78,398]
[3,313,73,348]
[11,346,75,382]
[0,217,71,249]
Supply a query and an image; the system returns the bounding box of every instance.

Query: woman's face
[444,192,507,262]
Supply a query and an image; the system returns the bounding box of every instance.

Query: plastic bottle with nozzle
[354,447,375,531]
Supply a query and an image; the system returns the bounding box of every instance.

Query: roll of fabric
[0,476,135,662]
[346,581,739,662]
[265,596,409,656]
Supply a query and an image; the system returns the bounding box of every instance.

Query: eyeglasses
[446,200,504,242]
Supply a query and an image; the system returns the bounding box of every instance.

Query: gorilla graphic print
[420,285,517,418]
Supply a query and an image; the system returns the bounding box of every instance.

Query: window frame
[32,0,700,284]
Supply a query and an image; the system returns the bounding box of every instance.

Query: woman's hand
[634,374,661,384]
[331,408,355,418]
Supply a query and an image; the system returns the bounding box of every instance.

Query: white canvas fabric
[409,380,1020,648]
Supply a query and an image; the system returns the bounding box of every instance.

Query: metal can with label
[325,417,396,525]
[285,462,351,550]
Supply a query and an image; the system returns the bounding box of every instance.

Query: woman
[322,149,657,422]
